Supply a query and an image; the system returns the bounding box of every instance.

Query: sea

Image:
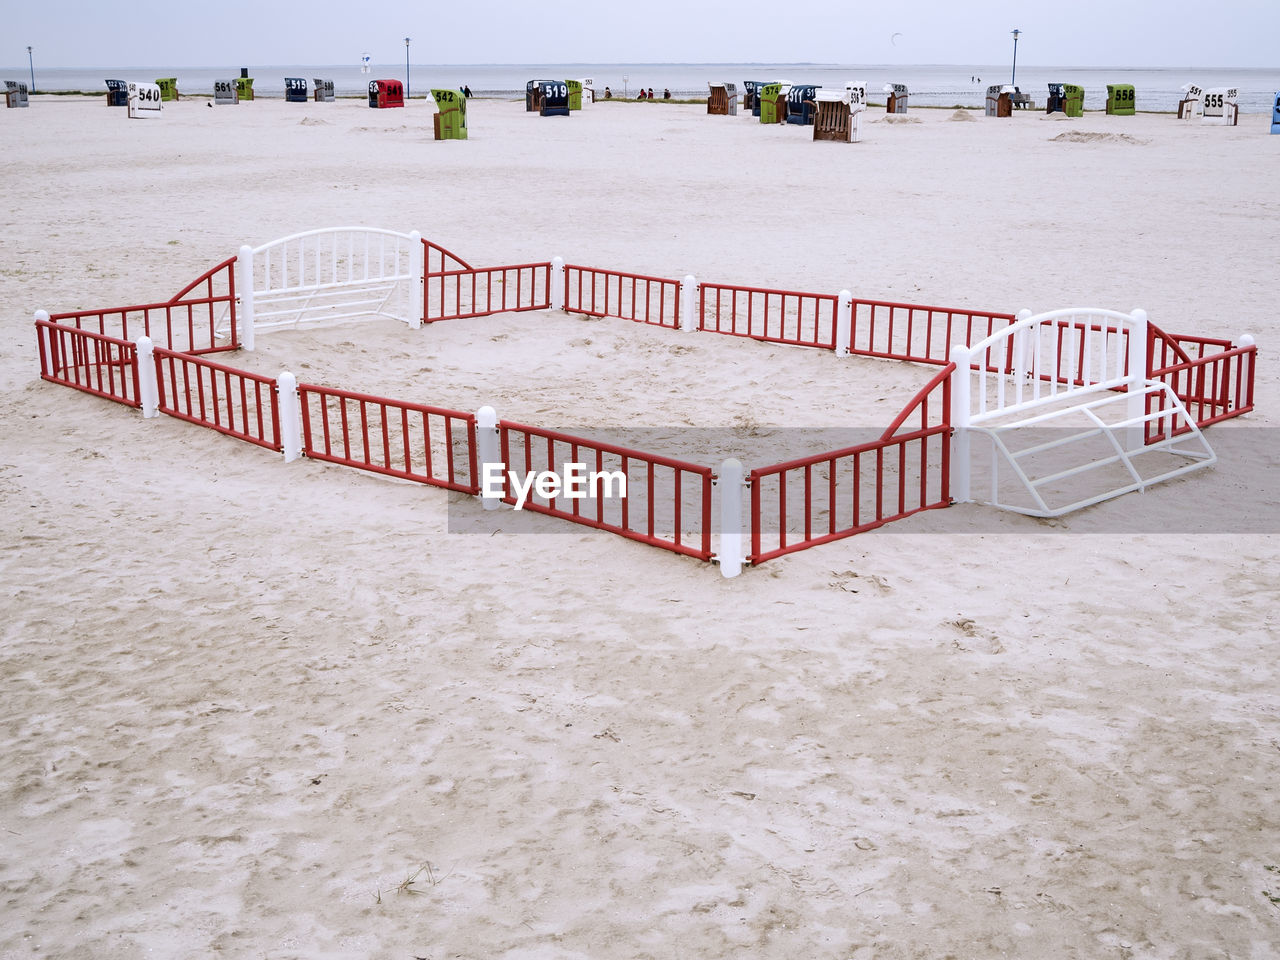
[7,63,1280,114]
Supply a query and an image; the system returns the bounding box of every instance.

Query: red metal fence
[299,383,478,492]
[497,421,714,560]
[33,239,1260,572]
[748,364,955,563]
[564,265,681,329]
[699,283,839,348]
[42,257,237,356]
[153,346,281,450]
[422,238,472,274]
[848,298,1017,366]
[36,319,141,406]
[423,263,552,323]
[1146,339,1256,441]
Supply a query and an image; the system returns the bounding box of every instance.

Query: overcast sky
[6,1,1277,69]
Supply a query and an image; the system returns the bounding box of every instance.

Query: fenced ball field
[35,227,1256,577]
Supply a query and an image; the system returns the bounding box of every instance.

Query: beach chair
[785,84,819,125]
[537,81,570,117]
[883,83,908,114]
[758,83,785,124]
[4,81,29,108]
[1106,84,1135,115]
[1177,84,1202,120]
[236,77,255,101]
[105,79,128,107]
[1202,88,1239,126]
[213,80,238,105]
[285,78,308,103]
[369,79,404,109]
[431,88,468,140]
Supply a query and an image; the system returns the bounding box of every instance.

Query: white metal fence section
[232,227,424,349]
[949,307,1215,516]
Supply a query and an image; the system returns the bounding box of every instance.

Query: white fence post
[550,257,565,312]
[716,458,746,578]
[835,289,852,357]
[408,230,424,329]
[949,344,973,503]
[1011,307,1033,383]
[476,405,503,510]
[277,370,302,462]
[680,275,698,333]
[1126,308,1149,450]
[236,245,256,351]
[135,335,159,418]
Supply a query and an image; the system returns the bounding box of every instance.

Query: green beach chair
[1106,84,1135,116]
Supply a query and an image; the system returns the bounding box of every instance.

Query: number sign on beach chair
[127,81,163,119]
[284,77,308,102]
[236,77,254,101]
[431,88,467,140]
[1177,83,1202,120]
[368,79,404,108]
[1106,83,1135,115]
[213,79,238,105]
[313,79,335,102]
[883,83,908,114]
[106,79,129,107]
[538,81,570,116]
[155,78,178,101]
[1202,88,1238,126]
[785,84,819,125]
[1272,92,1280,134]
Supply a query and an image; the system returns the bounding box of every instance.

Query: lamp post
[404,37,411,99]
[27,46,35,94]
[1010,29,1021,87]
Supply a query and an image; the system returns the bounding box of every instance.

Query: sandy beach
[2,94,1278,959]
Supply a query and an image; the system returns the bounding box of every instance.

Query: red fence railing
[1146,343,1256,441]
[422,238,472,274]
[848,299,1017,366]
[748,364,954,564]
[44,257,237,355]
[423,263,551,323]
[299,384,478,492]
[699,283,839,348]
[36,320,141,407]
[153,346,281,450]
[564,265,681,329]
[496,422,714,560]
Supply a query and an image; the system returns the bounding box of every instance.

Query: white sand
[2,95,1278,958]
